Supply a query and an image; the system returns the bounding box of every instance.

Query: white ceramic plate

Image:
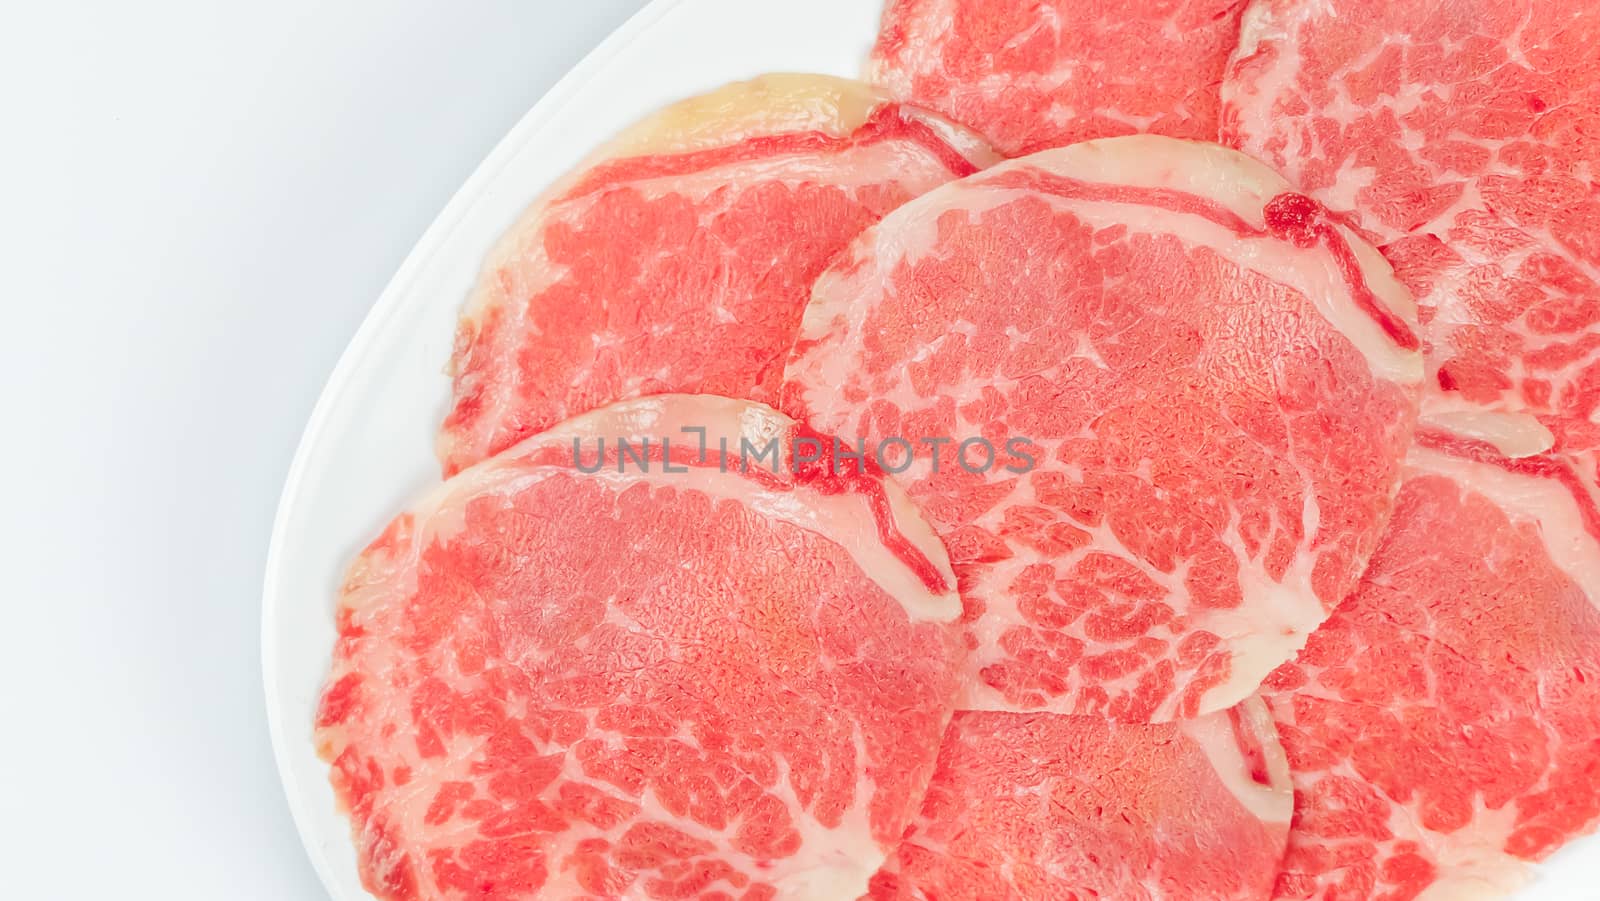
[261,1,1599,897]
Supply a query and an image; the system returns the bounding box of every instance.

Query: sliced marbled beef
[318,396,966,900]
[1262,435,1600,898]
[867,700,1292,900]
[1223,0,1600,455]
[439,74,996,476]
[870,0,1248,155]
[782,136,1423,722]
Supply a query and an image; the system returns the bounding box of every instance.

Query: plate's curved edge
[259,0,690,894]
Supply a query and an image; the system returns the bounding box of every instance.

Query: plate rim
[259,0,693,894]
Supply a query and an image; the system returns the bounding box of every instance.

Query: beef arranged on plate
[782,135,1422,723]
[867,701,1292,900]
[438,74,997,476]
[1223,0,1600,455]
[317,396,965,899]
[311,0,1600,898]
[870,0,1249,155]
[1262,437,1600,899]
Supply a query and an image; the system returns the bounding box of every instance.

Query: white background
[0,3,644,898]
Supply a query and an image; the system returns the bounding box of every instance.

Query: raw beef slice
[867,701,1292,900]
[1222,0,1600,454]
[1264,434,1600,899]
[439,74,997,476]
[869,0,1249,156]
[316,395,967,900]
[782,135,1424,722]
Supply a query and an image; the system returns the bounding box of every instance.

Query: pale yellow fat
[601,73,885,159]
